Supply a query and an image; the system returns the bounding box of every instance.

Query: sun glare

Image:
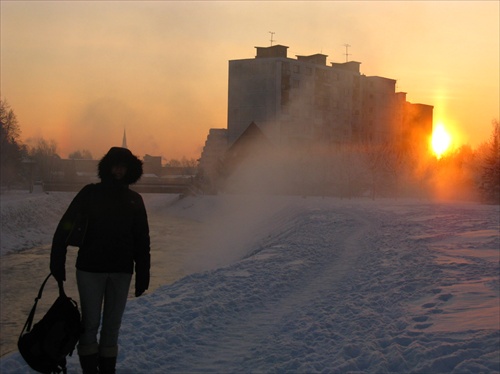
[431,123,452,159]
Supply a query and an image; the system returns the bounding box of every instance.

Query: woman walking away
[50,147,151,374]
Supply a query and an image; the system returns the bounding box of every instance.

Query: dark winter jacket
[50,147,151,295]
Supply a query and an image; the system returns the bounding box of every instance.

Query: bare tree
[165,159,181,167]
[165,157,198,168]
[69,149,93,160]
[479,120,500,203]
[0,99,26,188]
[26,137,59,182]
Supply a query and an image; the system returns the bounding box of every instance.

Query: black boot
[78,353,99,374]
[98,356,117,374]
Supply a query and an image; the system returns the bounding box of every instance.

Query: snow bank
[0,191,74,255]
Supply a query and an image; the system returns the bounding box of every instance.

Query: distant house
[143,154,162,176]
[198,128,229,192]
[220,121,271,179]
[46,153,195,193]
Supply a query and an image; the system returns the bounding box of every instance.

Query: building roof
[296,54,328,65]
[222,122,270,178]
[255,45,289,59]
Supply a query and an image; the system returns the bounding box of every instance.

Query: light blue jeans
[76,270,132,357]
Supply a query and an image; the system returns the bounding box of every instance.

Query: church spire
[122,128,128,149]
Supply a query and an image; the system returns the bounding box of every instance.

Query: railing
[43,181,194,195]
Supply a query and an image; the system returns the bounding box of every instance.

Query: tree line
[0,99,198,191]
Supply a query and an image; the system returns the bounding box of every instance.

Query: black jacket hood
[98,147,143,185]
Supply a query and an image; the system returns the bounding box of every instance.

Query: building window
[293,79,300,88]
[305,67,312,75]
[293,65,300,74]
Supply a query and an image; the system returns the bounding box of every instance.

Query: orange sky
[1,1,498,161]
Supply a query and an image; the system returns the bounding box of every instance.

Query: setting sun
[431,123,452,159]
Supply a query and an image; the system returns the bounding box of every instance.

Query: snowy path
[185,209,372,371]
[116,199,497,373]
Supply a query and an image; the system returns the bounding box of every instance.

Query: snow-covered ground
[1,190,499,373]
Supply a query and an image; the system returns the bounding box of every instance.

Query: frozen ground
[0,190,499,373]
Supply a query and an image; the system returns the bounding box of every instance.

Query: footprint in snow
[437,293,453,302]
[430,308,444,314]
[414,323,433,330]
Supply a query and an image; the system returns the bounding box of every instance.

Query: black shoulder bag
[18,274,82,374]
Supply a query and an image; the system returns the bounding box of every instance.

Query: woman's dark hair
[98,147,143,184]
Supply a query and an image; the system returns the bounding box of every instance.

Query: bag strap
[19,273,67,336]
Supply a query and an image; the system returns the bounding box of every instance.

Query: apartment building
[227,44,432,147]
[199,44,433,189]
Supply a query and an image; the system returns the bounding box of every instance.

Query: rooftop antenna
[269,31,276,46]
[343,43,351,62]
